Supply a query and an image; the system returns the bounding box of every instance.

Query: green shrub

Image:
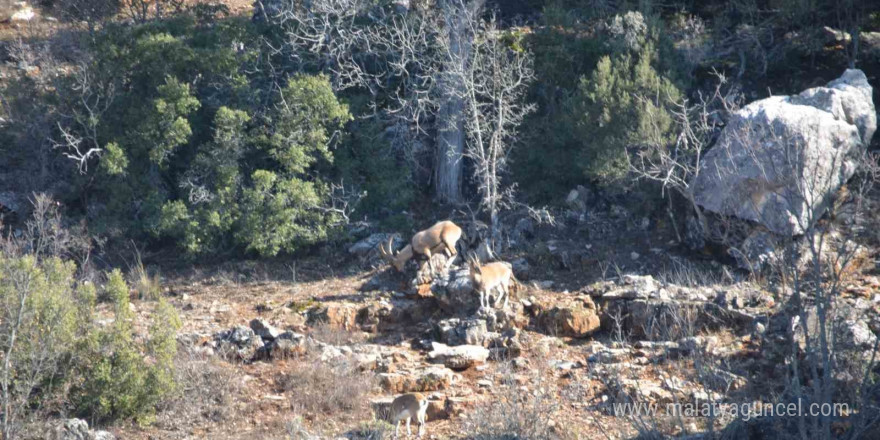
[572,41,682,183]
[0,256,81,439]
[72,269,181,424]
[158,74,352,257]
[515,10,684,197]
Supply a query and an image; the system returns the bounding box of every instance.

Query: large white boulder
[694,69,876,236]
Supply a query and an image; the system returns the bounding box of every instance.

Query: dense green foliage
[0,252,180,432]
[157,75,352,256]
[5,13,390,257]
[514,9,685,198]
[72,269,181,424]
[1,0,878,248]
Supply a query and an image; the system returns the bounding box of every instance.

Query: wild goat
[467,255,516,310]
[379,220,462,276]
[390,392,429,438]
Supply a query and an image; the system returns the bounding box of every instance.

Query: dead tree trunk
[434,96,465,203]
[433,0,476,204]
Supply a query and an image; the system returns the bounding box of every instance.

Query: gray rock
[215,326,264,361]
[378,366,454,393]
[249,318,282,341]
[435,317,489,346]
[730,229,780,272]
[511,258,530,278]
[488,330,522,360]
[602,274,658,299]
[703,367,748,392]
[257,331,306,360]
[54,419,90,440]
[588,348,631,364]
[513,218,534,240]
[427,342,490,370]
[684,215,707,250]
[431,268,480,314]
[53,418,115,440]
[566,185,593,213]
[839,319,877,350]
[694,69,875,236]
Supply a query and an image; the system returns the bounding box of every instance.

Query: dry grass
[464,362,564,440]
[278,352,376,430]
[130,250,162,300]
[308,321,368,346]
[154,351,243,432]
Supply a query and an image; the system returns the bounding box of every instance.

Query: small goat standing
[390,393,429,438]
[468,256,515,310]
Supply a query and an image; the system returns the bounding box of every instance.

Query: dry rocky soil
[100,193,880,439]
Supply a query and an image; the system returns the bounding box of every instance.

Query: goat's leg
[444,238,458,256]
[444,252,457,271]
[423,249,434,276]
[492,285,503,309]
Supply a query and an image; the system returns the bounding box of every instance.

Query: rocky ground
[74,193,876,440]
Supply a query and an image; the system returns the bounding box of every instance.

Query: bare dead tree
[432,0,484,204]
[53,61,116,174]
[456,16,535,249]
[312,179,366,226]
[270,0,486,203]
[631,69,743,242]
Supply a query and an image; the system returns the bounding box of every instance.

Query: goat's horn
[386,236,397,256]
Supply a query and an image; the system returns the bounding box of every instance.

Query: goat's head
[379,236,407,272]
[467,254,482,284]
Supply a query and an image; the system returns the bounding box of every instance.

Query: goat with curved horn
[379,221,463,277]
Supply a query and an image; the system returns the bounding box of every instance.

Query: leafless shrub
[464,362,561,440]
[669,13,711,76]
[631,69,743,245]
[308,321,367,346]
[53,0,119,32]
[313,179,366,227]
[52,61,116,174]
[655,257,726,288]
[349,419,393,440]
[459,14,536,249]
[124,0,185,23]
[279,353,375,419]
[156,351,242,430]
[3,194,93,267]
[287,416,321,439]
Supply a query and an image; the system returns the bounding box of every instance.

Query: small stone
[754,322,766,335]
[630,252,640,260]
[551,360,578,370]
